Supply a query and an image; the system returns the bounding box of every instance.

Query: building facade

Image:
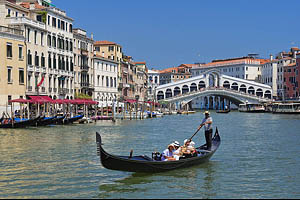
[93,55,118,107]
[73,28,94,97]
[159,64,192,85]
[147,69,160,101]
[0,25,26,113]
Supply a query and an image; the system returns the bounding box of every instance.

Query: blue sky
[53,0,300,70]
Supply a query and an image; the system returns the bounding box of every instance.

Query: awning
[29,96,53,104]
[8,98,32,103]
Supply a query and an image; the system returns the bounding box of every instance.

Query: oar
[189,125,203,142]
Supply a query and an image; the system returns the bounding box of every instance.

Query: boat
[57,115,84,125]
[35,116,58,127]
[216,109,230,114]
[272,102,300,114]
[0,116,41,129]
[51,115,66,125]
[238,103,265,113]
[96,128,221,173]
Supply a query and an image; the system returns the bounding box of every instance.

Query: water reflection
[98,161,218,199]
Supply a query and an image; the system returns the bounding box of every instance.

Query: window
[27,28,30,42]
[7,67,12,83]
[48,15,50,25]
[34,30,37,44]
[7,43,12,58]
[27,50,32,65]
[108,46,114,51]
[35,52,39,66]
[19,68,24,84]
[52,17,56,27]
[41,53,45,67]
[41,32,44,46]
[8,95,12,106]
[47,35,51,46]
[18,45,23,59]
[48,53,52,68]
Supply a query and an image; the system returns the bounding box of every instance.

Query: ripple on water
[0,112,300,198]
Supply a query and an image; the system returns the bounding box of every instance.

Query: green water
[0,111,300,198]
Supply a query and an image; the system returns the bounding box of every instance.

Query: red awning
[8,99,32,103]
[29,96,53,104]
[124,99,137,103]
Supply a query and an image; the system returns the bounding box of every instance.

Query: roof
[135,62,146,65]
[94,41,118,46]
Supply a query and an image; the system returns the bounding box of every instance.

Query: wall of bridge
[156,71,272,101]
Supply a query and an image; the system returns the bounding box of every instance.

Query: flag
[37,75,45,87]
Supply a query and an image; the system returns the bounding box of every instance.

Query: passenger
[182,139,197,157]
[161,144,176,161]
[173,141,182,160]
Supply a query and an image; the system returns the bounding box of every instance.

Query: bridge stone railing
[159,87,272,104]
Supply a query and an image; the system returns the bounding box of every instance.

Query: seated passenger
[161,144,176,161]
[173,141,182,160]
[181,139,197,157]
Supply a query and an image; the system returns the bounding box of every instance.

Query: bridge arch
[190,83,197,92]
[223,81,230,89]
[166,89,172,98]
[157,91,164,100]
[182,85,189,94]
[248,86,255,95]
[231,82,239,91]
[198,81,206,89]
[240,84,247,93]
[256,88,263,97]
[174,87,181,96]
[264,90,272,99]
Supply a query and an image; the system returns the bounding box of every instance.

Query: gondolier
[198,111,213,151]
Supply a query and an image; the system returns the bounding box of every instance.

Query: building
[93,55,118,107]
[94,40,123,83]
[261,48,299,99]
[147,69,160,101]
[159,64,192,85]
[134,62,148,102]
[1,0,75,100]
[191,56,268,82]
[0,25,26,113]
[73,28,94,97]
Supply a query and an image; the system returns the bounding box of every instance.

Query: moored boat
[216,109,230,114]
[96,128,221,173]
[0,116,41,129]
[238,103,265,113]
[57,115,84,125]
[272,102,300,114]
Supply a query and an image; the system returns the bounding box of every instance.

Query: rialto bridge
[155,70,273,110]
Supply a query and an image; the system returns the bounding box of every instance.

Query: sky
[53,0,300,70]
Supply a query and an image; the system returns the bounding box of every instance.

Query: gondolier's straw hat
[168,144,175,149]
[204,111,210,115]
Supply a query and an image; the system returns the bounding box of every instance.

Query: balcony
[58,88,67,95]
[7,17,46,30]
[41,87,46,93]
[0,25,24,36]
[27,86,32,92]
[53,88,57,93]
[49,88,52,93]
[80,65,89,72]
[80,82,90,88]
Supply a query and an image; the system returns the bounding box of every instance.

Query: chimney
[91,32,93,40]
[270,54,273,61]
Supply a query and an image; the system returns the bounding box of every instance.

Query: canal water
[0,111,300,199]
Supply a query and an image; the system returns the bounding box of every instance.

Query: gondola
[96,128,221,173]
[57,115,84,125]
[0,116,41,129]
[216,109,230,114]
[35,116,58,127]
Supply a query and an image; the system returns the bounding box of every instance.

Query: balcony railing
[58,88,67,95]
[80,65,89,71]
[28,86,32,92]
[0,25,23,36]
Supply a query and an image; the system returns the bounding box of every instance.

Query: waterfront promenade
[0,111,300,198]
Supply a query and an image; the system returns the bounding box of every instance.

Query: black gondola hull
[96,129,221,173]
